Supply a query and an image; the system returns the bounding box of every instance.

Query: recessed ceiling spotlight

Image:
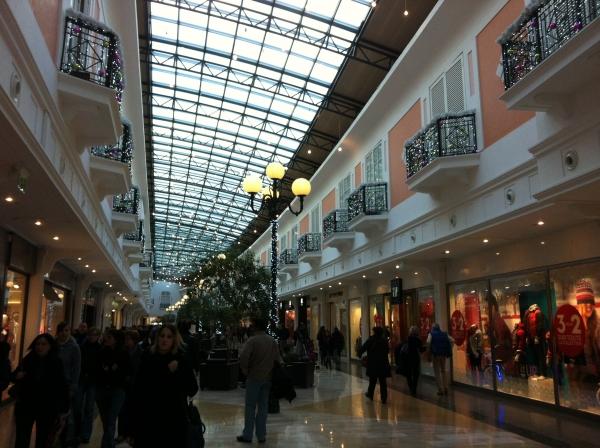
[362,274,366,278]
[395,265,400,269]
[53,236,60,241]
[378,270,383,275]
[414,271,419,275]
[319,287,323,290]
[495,252,500,256]
[337,146,343,152]
[105,282,109,285]
[540,241,546,245]
[537,220,545,226]
[5,196,14,203]
[307,149,312,155]
[404,9,409,16]
[444,249,450,254]
[338,282,342,285]
[92,269,96,273]
[77,257,82,261]
[34,220,43,226]
[253,229,257,233]
[371,1,377,7]
[328,285,332,288]
[85,264,89,268]
[483,239,489,243]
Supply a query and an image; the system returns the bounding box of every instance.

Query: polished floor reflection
[198,369,543,447]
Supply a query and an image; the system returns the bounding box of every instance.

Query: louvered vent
[446,59,465,113]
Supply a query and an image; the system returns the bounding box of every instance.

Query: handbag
[186,401,206,448]
[360,355,368,368]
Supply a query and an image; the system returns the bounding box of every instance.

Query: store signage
[450,310,466,346]
[419,296,434,341]
[390,278,402,304]
[553,304,585,357]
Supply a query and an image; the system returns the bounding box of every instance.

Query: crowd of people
[0,316,454,447]
[5,322,199,448]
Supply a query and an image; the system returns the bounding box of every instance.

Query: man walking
[237,318,280,444]
[56,322,81,446]
[427,323,453,395]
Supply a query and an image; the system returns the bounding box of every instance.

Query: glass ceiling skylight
[148,0,373,280]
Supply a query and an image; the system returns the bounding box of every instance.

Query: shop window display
[418,288,435,376]
[350,300,362,359]
[550,262,600,415]
[41,282,68,334]
[369,295,385,328]
[490,272,554,404]
[2,270,27,402]
[449,282,493,389]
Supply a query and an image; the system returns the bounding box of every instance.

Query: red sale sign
[450,310,466,346]
[553,304,585,358]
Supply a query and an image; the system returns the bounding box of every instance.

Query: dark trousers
[96,387,125,448]
[14,403,56,448]
[367,375,388,403]
[118,387,135,439]
[406,363,420,396]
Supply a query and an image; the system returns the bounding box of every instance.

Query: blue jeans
[96,387,125,448]
[78,382,97,441]
[242,379,271,441]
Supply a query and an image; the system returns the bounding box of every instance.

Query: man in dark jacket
[77,327,101,444]
[360,327,390,404]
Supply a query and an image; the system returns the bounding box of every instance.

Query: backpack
[430,331,452,358]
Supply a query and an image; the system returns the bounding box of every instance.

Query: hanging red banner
[553,304,585,358]
[450,310,466,346]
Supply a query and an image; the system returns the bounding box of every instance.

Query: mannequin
[512,322,527,377]
[524,304,546,377]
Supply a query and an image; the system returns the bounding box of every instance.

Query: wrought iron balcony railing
[405,113,477,178]
[124,219,144,242]
[91,123,133,165]
[347,183,388,223]
[113,187,139,215]
[279,249,298,266]
[298,233,321,256]
[500,0,600,90]
[60,12,124,102]
[140,252,153,268]
[323,209,350,240]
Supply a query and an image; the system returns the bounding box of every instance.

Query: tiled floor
[2,366,599,447]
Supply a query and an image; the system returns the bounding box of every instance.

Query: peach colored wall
[477,0,534,148]
[299,215,309,235]
[354,162,362,187]
[388,100,421,207]
[30,0,61,62]
[322,189,336,216]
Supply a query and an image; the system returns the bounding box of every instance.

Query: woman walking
[96,328,129,448]
[360,327,391,404]
[11,333,69,448]
[134,324,198,448]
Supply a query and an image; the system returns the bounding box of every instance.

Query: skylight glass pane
[147,0,371,279]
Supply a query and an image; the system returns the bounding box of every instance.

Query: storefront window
[329,301,347,357]
[284,306,296,337]
[449,282,492,389]
[349,299,362,359]
[418,287,435,376]
[308,302,319,342]
[41,282,68,334]
[490,272,554,404]
[550,262,600,415]
[2,270,27,371]
[369,295,385,328]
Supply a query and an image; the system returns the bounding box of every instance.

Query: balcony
[57,13,123,149]
[279,249,298,275]
[405,113,479,194]
[297,233,321,267]
[111,187,139,237]
[322,209,355,252]
[347,183,389,236]
[89,123,133,198]
[500,0,600,111]
[122,219,143,259]
[139,252,153,278]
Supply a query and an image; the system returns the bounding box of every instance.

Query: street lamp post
[242,162,311,334]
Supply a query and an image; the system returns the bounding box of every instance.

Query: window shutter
[291,226,298,250]
[445,59,465,113]
[430,77,445,118]
[310,206,320,234]
[338,174,352,207]
[373,141,383,182]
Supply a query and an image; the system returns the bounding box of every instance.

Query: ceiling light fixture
[444,249,450,254]
[52,236,60,241]
[307,149,312,155]
[395,265,400,269]
[540,241,546,245]
[371,1,377,7]
[378,270,383,275]
[537,220,545,226]
[85,264,89,268]
[414,271,419,275]
[496,252,500,256]
[403,0,409,16]
[5,196,14,203]
[337,146,342,152]
[92,269,96,273]
[77,257,82,261]
[34,220,43,226]
[483,238,489,243]
[362,274,366,278]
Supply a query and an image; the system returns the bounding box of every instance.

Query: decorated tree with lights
[177,251,271,330]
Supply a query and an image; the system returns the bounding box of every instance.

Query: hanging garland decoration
[62,9,125,106]
[498,0,596,90]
